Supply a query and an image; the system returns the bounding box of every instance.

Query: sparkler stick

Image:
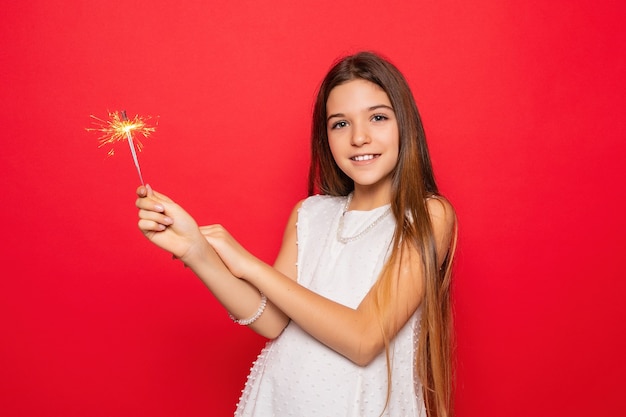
[87,110,156,185]
[120,110,145,185]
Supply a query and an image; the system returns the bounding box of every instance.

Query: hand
[199,224,259,279]
[136,185,206,264]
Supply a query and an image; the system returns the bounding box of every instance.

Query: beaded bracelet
[228,292,267,326]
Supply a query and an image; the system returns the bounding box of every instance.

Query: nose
[351,124,371,147]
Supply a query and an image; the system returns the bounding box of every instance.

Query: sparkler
[87,110,156,185]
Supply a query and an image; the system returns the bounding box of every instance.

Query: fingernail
[155,204,164,212]
[163,216,173,225]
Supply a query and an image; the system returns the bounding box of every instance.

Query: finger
[138,184,173,204]
[199,224,225,237]
[136,197,165,213]
[138,218,167,232]
[138,209,173,227]
[199,224,219,231]
[199,224,224,232]
[147,184,174,203]
[136,185,164,212]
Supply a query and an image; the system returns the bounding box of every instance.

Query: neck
[349,183,393,211]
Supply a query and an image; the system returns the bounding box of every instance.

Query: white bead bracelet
[228,292,267,326]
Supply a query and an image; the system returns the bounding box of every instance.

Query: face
[326,79,400,196]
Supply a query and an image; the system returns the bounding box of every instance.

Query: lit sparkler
[87,110,156,185]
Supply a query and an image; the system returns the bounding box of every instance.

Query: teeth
[352,154,376,161]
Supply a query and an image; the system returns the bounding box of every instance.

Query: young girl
[136,51,456,417]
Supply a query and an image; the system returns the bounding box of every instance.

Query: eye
[330,120,349,130]
[371,114,389,122]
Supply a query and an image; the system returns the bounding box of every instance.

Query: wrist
[179,239,215,271]
[240,257,267,285]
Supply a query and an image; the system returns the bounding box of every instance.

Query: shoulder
[425,196,456,262]
[299,194,346,215]
[426,196,456,229]
[284,195,343,226]
[426,196,456,236]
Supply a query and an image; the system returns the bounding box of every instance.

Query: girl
[136,51,456,417]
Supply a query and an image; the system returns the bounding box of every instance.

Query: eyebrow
[327,104,395,122]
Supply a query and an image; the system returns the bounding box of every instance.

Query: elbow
[349,336,385,367]
[253,316,290,340]
[260,325,286,340]
[352,349,382,367]
[352,354,376,367]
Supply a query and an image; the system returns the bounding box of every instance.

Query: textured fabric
[234,195,425,416]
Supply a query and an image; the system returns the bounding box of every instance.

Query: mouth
[350,154,380,162]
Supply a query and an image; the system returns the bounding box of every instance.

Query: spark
[87,110,156,184]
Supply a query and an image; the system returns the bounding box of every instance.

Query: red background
[1,1,625,416]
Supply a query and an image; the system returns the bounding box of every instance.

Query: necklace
[336,193,392,244]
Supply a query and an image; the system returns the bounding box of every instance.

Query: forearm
[243,261,384,366]
[184,242,290,338]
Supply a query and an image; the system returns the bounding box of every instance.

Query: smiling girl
[136,51,457,417]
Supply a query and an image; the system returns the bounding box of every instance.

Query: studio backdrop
[1,1,624,416]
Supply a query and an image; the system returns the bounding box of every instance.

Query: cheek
[328,147,344,168]
[327,136,342,159]
[389,129,400,157]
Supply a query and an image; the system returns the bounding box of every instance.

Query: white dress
[234,195,426,417]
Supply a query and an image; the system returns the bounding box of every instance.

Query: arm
[202,197,456,366]
[135,185,289,338]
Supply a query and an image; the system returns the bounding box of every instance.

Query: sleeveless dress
[234,195,426,416]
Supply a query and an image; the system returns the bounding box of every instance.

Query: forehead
[326,79,391,111]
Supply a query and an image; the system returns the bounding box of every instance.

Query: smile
[351,154,380,161]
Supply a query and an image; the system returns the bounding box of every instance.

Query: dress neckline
[341,193,392,214]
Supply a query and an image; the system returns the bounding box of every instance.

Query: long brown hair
[308,51,456,417]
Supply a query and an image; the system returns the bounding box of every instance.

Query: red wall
[1,1,624,416]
